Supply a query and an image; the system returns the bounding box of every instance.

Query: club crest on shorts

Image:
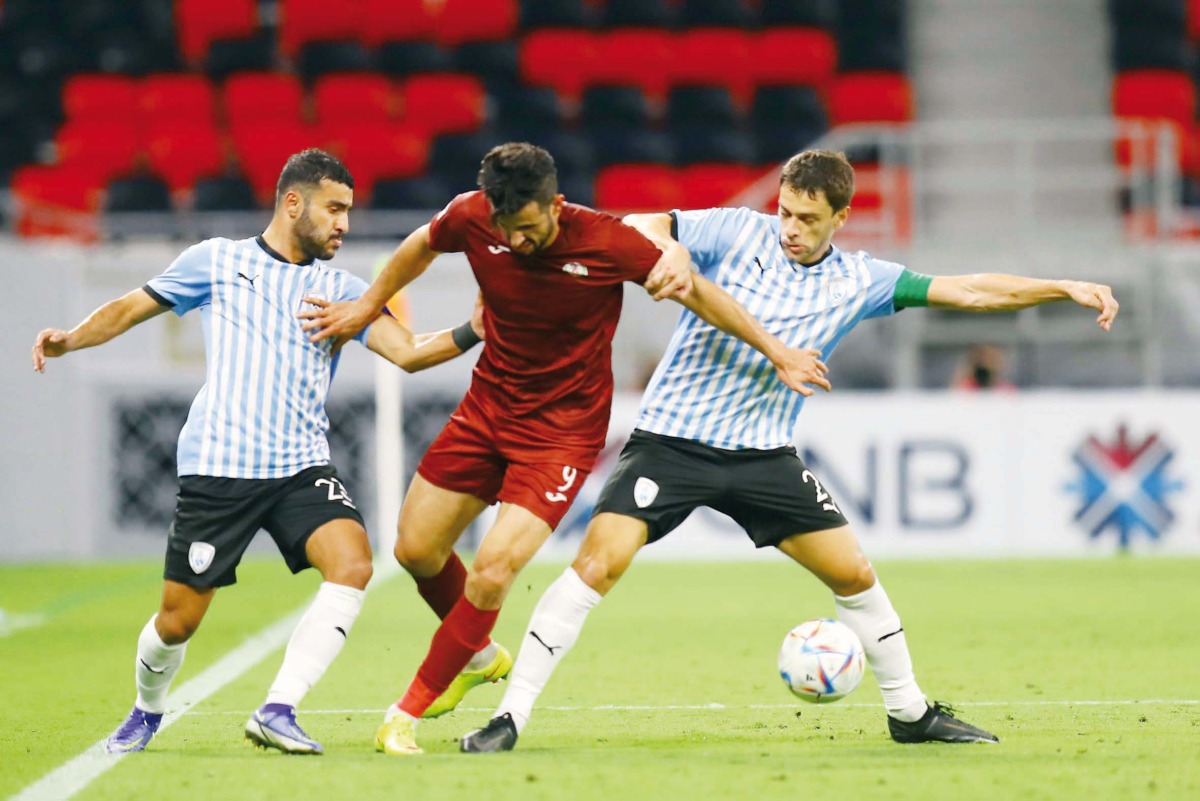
[633,477,659,508]
[188,542,216,574]
[826,277,850,305]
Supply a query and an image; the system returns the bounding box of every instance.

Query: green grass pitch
[2,557,1198,801]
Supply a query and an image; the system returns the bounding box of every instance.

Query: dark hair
[477,142,558,218]
[275,148,354,205]
[780,150,855,212]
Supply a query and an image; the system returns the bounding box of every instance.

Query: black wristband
[452,321,483,351]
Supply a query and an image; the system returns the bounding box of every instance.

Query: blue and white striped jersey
[145,236,370,479]
[636,207,907,450]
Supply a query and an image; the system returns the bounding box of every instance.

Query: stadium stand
[2,0,915,229]
[192,175,259,211]
[176,0,260,65]
[1108,0,1200,216]
[104,175,172,212]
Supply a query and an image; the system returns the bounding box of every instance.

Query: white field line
[185,698,1200,717]
[9,557,400,801]
[0,609,50,638]
[8,609,304,801]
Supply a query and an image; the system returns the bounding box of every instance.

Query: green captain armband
[893,269,934,309]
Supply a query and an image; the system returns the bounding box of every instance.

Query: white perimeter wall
[3,238,1196,561]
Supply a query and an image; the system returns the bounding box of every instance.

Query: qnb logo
[1065,425,1184,548]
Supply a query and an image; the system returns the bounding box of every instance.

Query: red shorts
[416,397,592,529]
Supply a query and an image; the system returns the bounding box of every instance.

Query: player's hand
[31,328,71,373]
[1062,281,1119,331]
[773,348,831,397]
[298,297,374,349]
[644,258,694,301]
[470,291,486,340]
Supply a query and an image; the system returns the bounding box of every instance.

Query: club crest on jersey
[633,477,659,508]
[826,278,850,305]
[299,292,328,311]
[562,262,589,277]
[189,542,216,574]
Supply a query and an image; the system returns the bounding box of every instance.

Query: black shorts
[163,464,365,589]
[593,430,849,548]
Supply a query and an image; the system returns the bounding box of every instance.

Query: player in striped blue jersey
[31,150,483,756]
[463,150,1120,751]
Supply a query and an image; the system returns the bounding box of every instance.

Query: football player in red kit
[301,142,829,754]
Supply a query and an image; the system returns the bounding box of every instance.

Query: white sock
[265,582,365,708]
[496,567,601,733]
[135,615,187,715]
[467,641,499,672]
[834,581,928,723]
[383,704,417,725]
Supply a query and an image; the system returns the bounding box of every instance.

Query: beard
[294,209,337,260]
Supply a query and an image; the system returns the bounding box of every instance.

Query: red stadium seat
[437,0,519,46]
[594,164,684,212]
[55,121,143,180]
[231,121,325,203]
[176,0,259,63]
[591,29,676,97]
[139,75,217,126]
[313,73,395,125]
[11,165,105,240]
[1113,119,1200,179]
[320,122,429,200]
[360,0,439,46]
[754,28,837,87]
[828,72,914,125]
[145,123,226,191]
[520,29,599,100]
[1190,0,1200,41]
[224,72,306,127]
[678,163,761,209]
[1182,126,1200,177]
[63,75,139,123]
[1112,70,1197,126]
[279,0,364,57]
[673,29,755,100]
[400,74,486,135]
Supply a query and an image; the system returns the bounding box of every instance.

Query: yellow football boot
[374,714,423,755]
[422,644,513,719]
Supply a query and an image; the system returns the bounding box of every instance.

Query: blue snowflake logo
[1065,425,1184,548]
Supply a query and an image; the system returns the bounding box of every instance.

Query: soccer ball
[777,618,866,703]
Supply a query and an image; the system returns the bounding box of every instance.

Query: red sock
[413,552,467,619]
[398,597,499,718]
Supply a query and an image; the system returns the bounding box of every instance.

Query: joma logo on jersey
[1064,424,1184,548]
[562,262,589,277]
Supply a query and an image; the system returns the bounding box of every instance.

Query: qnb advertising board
[543,392,1200,559]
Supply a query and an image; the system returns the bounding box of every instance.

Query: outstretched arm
[928,274,1119,331]
[32,288,169,372]
[674,274,831,397]
[300,224,443,346]
[365,293,485,373]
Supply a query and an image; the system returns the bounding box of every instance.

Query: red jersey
[428,190,662,466]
